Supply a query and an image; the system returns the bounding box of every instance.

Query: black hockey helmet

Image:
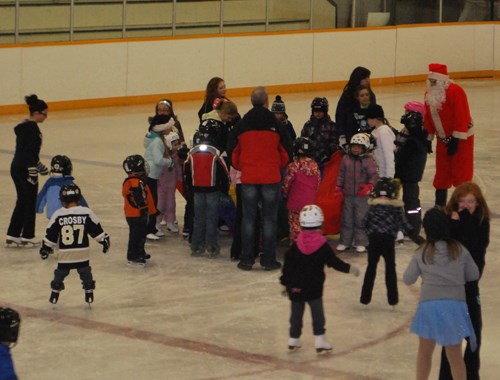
[194,119,218,145]
[0,307,20,344]
[50,155,72,176]
[293,137,314,158]
[59,183,82,204]
[400,111,423,131]
[371,177,399,199]
[123,154,148,176]
[311,97,329,113]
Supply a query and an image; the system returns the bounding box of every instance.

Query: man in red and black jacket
[227,86,291,271]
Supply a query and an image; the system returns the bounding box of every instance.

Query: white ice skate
[315,335,333,354]
[5,236,23,248]
[288,338,302,352]
[20,237,41,246]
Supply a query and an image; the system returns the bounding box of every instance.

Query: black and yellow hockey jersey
[43,205,106,264]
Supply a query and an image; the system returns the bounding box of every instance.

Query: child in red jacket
[122,155,156,267]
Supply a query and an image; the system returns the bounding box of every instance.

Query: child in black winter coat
[280,205,360,353]
[360,178,413,307]
[395,102,429,242]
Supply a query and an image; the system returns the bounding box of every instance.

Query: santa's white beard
[425,80,449,110]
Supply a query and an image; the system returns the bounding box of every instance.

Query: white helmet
[350,133,371,149]
[165,132,180,150]
[299,205,324,228]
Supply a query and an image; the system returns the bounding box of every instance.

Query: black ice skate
[85,290,94,304]
[49,291,60,304]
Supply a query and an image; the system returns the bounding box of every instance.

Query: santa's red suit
[424,64,474,190]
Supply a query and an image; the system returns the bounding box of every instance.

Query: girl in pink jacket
[282,138,320,243]
[157,133,182,233]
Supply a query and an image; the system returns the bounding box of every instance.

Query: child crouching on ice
[280,205,360,353]
[39,184,110,305]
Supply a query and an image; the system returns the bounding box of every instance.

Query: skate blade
[316,347,333,354]
[5,241,23,248]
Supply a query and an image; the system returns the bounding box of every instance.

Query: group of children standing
[5,82,490,379]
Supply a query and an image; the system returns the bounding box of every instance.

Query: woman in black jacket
[6,94,49,246]
[335,67,376,145]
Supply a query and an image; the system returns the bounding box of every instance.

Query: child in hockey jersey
[157,133,182,233]
[122,154,156,267]
[282,137,320,243]
[360,178,412,307]
[39,184,110,304]
[336,133,378,253]
[271,95,296,141]
[184,120,230,258]
[36,155,88,219]
[280,205,360,353]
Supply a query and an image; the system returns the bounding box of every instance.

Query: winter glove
[27,166,38,185]
[349,265,361,277]
[338,135,349,153]
[280,285,288,297]
[177,145,189,161]
[446,137,459,156]
[357,183,374,197]
[39,241,53,260]
[426,140,433,154]
[99,233,110,253]
[36,161,49,176]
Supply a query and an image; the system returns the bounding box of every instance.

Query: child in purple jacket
[282,138,320,244]
[336,133,378,253]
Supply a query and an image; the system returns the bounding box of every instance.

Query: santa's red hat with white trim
[428,63,449,81]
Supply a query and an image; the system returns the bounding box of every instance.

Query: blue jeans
[240,183,280,267]
[192,191,220,250]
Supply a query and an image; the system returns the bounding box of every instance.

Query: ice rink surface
[0,79,498,379]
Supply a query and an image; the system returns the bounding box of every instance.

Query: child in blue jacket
[36,155,88,219]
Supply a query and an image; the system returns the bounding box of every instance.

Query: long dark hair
[204,77,225,105]
[343,67,371,99]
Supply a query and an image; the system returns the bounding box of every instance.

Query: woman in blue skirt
[403,208,479,380]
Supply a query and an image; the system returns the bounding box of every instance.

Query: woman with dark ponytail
[6,94,49,247]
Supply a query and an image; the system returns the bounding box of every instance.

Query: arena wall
[0,22,499,113]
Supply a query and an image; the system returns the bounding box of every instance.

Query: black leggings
[7,165,38,239]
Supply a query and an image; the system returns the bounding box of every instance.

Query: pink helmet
[404,101,426,117]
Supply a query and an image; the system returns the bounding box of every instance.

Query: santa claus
[424,63,474,207]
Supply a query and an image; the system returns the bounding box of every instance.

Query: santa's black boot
[435,189,448,208]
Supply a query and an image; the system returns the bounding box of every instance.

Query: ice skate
[49,290,60,304]
[85,290,94,304]
[315,335,333,354]
[20,237,41,246]
[5,236,22,248]
[336,244,349,252]
[356,245,366,253]
[288,338,302,352]
[146,233,160,241]
[166,222,179,234]
[127,258,146,267]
